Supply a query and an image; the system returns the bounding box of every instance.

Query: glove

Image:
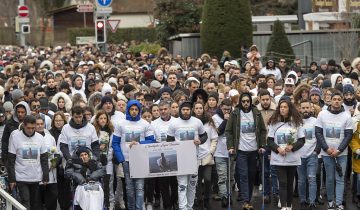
[356,149,360,155]
[66,159,73,166]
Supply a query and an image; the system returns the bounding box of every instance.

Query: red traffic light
[96,21,104,29]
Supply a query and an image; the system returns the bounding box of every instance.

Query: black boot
[204,199,211,210]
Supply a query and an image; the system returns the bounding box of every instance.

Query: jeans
[40,183,58,210]
[263,149,279,196]
[17,182,41,210]
[215,157,236,198]
[103,174,115,207]
[297,154,318,204]
[277,166,297,207]
[123,161,145,210]
[177,174,198,210]
[196,165,212,200]
[323,155,347,206]
[236,150,258,202]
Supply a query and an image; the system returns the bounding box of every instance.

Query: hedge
[67,27,157,45]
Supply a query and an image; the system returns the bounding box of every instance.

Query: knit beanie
[309,87,322,97]
[11,89,24,101]
[343,84,355,94]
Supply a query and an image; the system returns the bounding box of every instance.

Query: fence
[168,29,360,66]
[0,188,26,210]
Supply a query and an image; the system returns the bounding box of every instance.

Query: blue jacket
[112,100,156,163]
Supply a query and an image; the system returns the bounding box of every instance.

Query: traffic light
[95,19,106,43]
[21,24,30,34]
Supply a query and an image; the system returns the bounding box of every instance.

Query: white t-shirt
[167,116,206,142]
[58,123,99,157]
[212,114,228,158]
[151,117,175,142]
[198,123,218,160]
[316,109,353,156]
[239,111,257,151]
[298,117,317,158]
[8,130,48,182]
[268,122,304,166]
[259,67,282,81]
[113,118,154,161]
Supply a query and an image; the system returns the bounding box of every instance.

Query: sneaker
[301,201,308,210]
[213,194,221,201]
[272,195,279,207]
[146,203,153,210]
[242,203,254,210]
[309,204,317,210]
[259,184,263,191]
[286,207,292,210]
[281,208,287,210]
[278,199,281,208]
[328,201,335,210]
[336,205,344,210]
[316,197,324,205]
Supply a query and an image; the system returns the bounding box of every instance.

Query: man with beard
[343,84,357,116]
[166,101,208,210]
[256,89,278,205]
[226,93,266,210]
[297,100,320,210]
[309,87,325,108]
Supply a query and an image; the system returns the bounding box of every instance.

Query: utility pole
[19,0,25,46]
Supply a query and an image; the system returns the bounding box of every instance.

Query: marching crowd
[0,43,360,210]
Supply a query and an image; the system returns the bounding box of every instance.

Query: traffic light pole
[19,0,25,46]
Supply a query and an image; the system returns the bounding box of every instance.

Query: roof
[252,15,298,24]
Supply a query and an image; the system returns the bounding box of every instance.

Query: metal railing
[0,188,26,210]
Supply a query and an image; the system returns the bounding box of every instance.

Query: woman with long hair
[192,102,218,210]
[267,97,305,210]
[92,110,119,209]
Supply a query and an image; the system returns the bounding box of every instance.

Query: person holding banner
[152,100,178,210]
[167,101,208,210]
[112,100,156,210]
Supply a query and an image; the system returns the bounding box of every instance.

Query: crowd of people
[0,43,360,210]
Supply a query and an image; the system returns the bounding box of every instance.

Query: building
[303,0,359,30]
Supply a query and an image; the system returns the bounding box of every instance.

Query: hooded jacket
[112,100,155,163]
[51,92,72,113]
[1,101,31,163]
[88,92,102,112]
[330,73,343,88]
[225,93,267,159]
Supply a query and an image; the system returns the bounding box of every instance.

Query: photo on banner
[129,141,198,178]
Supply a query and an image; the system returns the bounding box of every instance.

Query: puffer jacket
[65,147,105,185]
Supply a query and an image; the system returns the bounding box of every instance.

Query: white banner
[129,141,198,178]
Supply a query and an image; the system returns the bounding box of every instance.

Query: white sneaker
[281,207,287,210]
[278,200,281,208]
[259,184,263,191]
[146,203,153,210]
[286,206,292,210]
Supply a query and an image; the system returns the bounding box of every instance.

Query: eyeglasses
[279,61,286,63]
[31,105,40,110]
[241,100,250,103]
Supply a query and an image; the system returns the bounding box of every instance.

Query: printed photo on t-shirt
[22,147,38,160]
[241,122,255,133]
[125,131,141,142]
[325,127,341,139]
[178,128,195,141]
[70,138,87,152]
[158,126,169,142]
[304,128,313,140]
[276,132,291,145]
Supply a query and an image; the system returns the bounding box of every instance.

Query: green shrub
[128,43,162,55]
[67,27,157,45]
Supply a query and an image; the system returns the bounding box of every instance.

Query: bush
[128,43,162,55]
[67,27,157,45]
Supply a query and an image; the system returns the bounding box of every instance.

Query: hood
[126,100,142,121]
[88,92,102,111]
[330,73,342,88]
[286,70,299,84]
[293,83,311,103]
[352,57,360,69]
[13,101,31,123]
[69,116,88,129]
[238,92,253,113]
[50,92,72,113]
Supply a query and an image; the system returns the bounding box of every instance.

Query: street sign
[76,36,95,45]
[77,4,94,13]
[107,19,120,33]
[18,17,30,23]
[96,7,113,14]
[97,0,112,7]
[18,5,29,18]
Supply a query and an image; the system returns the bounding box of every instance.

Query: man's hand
[9,182,16,190]
[224,113,230,120]
[129,141,138,149]
[277,147,286,156]
[285,145,293,152]
[228,149,235,155]
[331,150,339,157]
[327,148,335,156]
[193,139,201,145]
[258,148,266,154]
[42,182,48,186]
